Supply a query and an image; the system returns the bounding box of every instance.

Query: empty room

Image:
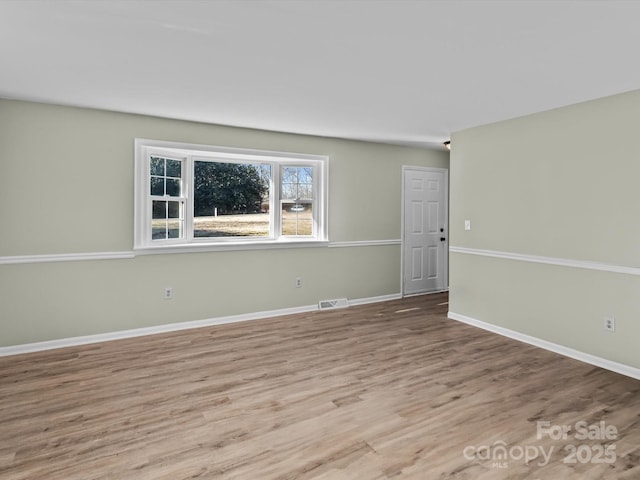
[1,1,640,479]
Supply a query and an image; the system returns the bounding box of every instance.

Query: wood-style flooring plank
[1,293,639,479]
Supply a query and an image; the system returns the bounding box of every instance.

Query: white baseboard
[349,292,402,306]
[0,292,402,357]
[448,311,640,381]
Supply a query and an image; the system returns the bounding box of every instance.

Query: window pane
[165,159,181,178]
[167,220,183,238]
[298,182,312,199]
[282,167,298,184]
[150,157,164,176]
[281,167,297,200]
[150,157,182,197]
[152,200,183,240]
[167,201,181,218]
[152,200,167,219]
[193,161,271,237]
[282,166,313,200]
[282,202,313,236]
[298,167,313,184]
[152,221,167,240]
[150,177,164,196]
[165,178,181,197]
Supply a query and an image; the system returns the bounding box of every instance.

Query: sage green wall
[449,89,640,369]
[0,99,448,347]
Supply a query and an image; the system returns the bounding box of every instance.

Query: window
[150,156,185,240]
[135,139,328,251]
[281,166,313,236]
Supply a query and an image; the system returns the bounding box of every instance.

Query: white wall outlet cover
[464,220,471,231]
[603,316,615,332]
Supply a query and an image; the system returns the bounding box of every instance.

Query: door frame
[400,165,449,297]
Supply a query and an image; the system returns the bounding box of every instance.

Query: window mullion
[312,164,318,237]
[273,163,281,239]
[164,200,170,240]
[185,156,194,243]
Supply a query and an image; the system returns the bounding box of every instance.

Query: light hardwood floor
[1,293,640,479]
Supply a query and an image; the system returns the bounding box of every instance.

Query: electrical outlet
[295,277,303,288]
[603,316,615,332]
[164,287,173,300]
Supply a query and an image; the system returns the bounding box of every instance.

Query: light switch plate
[464,220,471,231]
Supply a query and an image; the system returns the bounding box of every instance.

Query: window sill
[133,239,329,255]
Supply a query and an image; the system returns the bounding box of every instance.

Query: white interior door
[402,167,448,295]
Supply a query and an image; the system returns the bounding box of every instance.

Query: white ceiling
[2,0,640,149]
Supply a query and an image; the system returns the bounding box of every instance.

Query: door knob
[440,237,446,242]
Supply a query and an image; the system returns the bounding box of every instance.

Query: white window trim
[134,139,329,253]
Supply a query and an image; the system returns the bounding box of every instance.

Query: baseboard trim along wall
[448,311,640,381]
[449,246,640,277]
[0,292,402,357]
